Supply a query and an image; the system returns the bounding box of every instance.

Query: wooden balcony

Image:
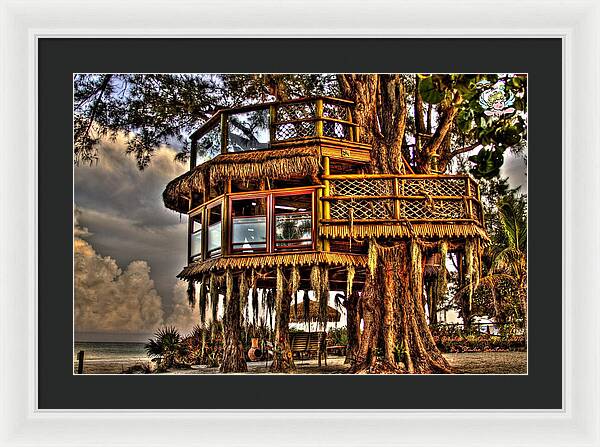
[190,96,370,168]
[319,174,487,241]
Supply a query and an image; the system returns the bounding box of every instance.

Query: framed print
[1,1,599,446]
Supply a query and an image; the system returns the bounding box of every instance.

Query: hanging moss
[346,265,355,299]
[225,269,234,311]
[465,238,475,310]
[239,270,249,327]
[410,239,423,292]
[310,265,322,307]
[199,276,208,325]
[436,240,448,300]
[276,266,285,308]
[302,290,310,326]
[209,273,218,323]
[250,269,259,326]
[187,279,196,308]
[368,238,378,278]
[289,265,301,297]
[319,267,330,329]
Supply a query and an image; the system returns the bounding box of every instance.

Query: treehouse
[163,96,487,294]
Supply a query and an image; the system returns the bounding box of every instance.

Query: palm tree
[455,195,527,328]
[145,326,182,368]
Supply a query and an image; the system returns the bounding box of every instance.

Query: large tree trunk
[344,290,361,364]
[340,74,453,374]
[351,242,452,374]
[220,287,248,373]
[270,288,296,373]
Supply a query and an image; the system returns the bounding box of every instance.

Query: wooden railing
[320,174,484,226]
[190,97,358,166]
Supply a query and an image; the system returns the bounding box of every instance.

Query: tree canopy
[74,73,526,177]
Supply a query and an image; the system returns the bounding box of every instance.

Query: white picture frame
[1,1,598,445]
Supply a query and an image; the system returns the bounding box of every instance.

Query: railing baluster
[393,177,401,220]
[315,98,324,137]
[269,104,277,143]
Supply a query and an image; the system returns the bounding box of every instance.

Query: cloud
[74,237,164,335]
[74,206,198,340]
[165,280,200,335]
[74,135,188,310]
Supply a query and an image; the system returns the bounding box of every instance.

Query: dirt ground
[163,351,527,375]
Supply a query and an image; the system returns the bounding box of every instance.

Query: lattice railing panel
[330,199,395,220]
[398,199,467,220]
[323,121,351,139]
[326,176,482,224]
[400,177,467,197]
[274,122,316,140]
[276,102,316,121]
[330,178,394,197]
[322,102,348,120]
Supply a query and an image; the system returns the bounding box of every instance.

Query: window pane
[207,222,222,254]
[275,214,312,245]
[190,215,203,259]
[191,231,202,258]
[274,194,312,249]
[195,122,222,166]
[192,216,202,233]
[227,109,270,152]
[231,197,267,252]
[207,204,222,256]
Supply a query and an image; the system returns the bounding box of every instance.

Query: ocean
[73,341,150,374]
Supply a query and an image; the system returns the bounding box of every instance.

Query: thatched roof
[290,299,341,323]
[177,252,367,279]
[320,222,489,241]
[163,147,321,212]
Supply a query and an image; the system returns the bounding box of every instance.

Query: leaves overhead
[74,73,526,178]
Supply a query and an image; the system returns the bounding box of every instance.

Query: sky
[74,135,198,342]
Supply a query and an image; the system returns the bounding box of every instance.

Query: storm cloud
[74,135,195,340]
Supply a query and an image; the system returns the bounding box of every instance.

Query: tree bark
[270,288,296,372]
[220,287,248,373]
[344,291,361,364]
[350,242,452,374]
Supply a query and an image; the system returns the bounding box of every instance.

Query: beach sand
[74,352,527,375]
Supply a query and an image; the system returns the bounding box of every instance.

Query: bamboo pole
[315,98,324,137]
[220,112,228,154]
[269,104,277,143]
[322,155,331,252]
[393,178,401,220]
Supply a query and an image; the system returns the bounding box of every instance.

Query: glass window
[195,122,222,166]
[207,204,222,257]
[190,215,202,261]
[227,109,270,152]
[274,193,312,250]
[231,197,267,253]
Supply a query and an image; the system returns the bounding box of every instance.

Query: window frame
[270,189,316,252]
[228,193,270,254]
[205,197,224,259]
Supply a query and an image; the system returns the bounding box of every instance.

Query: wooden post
[315,99,324,137]
[222,182,231,255]
[322,156,331,251]
[220,112,228,154]
[190,138,198,170]
[346,106,355,142]
[466,178,474,219]
[393,177,401,220]
[269,104,277,144]
[77,350,84,374]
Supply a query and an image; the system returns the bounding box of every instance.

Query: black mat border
[39,38,562,409]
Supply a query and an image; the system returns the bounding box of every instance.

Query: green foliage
[417,74,527,178]
[145,326,184,369]
[73,74,338,167]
